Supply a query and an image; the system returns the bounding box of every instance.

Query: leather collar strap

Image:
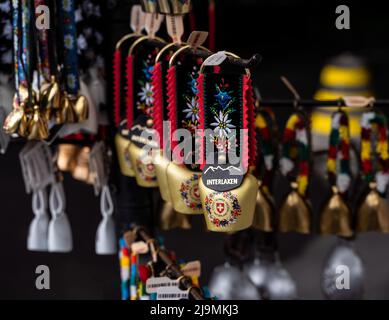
[59,0,79,95]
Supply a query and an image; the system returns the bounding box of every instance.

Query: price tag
[146,276,179,293]
[130,5,146,35]
[187,31,208,49]
[202,51,227,66]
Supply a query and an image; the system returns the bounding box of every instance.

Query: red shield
[216,202,225,214]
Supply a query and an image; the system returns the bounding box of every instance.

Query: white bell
[27,189,49,252]
[48,182,73,253]
[95,185,117,255]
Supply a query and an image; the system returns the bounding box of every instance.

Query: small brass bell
[57,144,80,172]
[252,182,274,232]
[72,146,93,184]
[60,94,77,124]
[199,173,257,232]
[71,95,89,122]
[127,142,158,188]
[115,133,135,177]
[320,186,353,237]
[3,106,25,134]
[27,106,49,140]
[159,201,191,231]
[18,109,29,137]
[357,182,389,233]
[154,149,172,202]
[279,182,311,234]
[166,162,202,214]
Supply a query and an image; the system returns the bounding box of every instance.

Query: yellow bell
[127,142,158,188]
[252,182,274,232]
[154,149,172,202]
[27,106,49,140]
[279,182,311,234]
[57,144,80,172]
[320,187,353,237]
[159,201,192,231]
[357,182,389,233]
[199,173,257,232]
[115,133,135,177]
[60,94,77,124]
[71,95,89,122]
[166,162,202,214]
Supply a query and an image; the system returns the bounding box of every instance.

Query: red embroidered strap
[167,66,178,152]
[113,49,121,127]
[197,73,205,169]
[125,55,134,129]
[151,62,164,148]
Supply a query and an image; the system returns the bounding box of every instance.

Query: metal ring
[128,35,166,56]
[155,42,185,63]
[115,33,140,50]
[199,51,251,78]
[169,45,212,68]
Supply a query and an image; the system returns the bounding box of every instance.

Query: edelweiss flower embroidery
[210,111,235,138]
[183,97,200,122]
[138,82,154,106]
[64,34,74,50]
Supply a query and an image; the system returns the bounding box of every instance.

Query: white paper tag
[130,5,146,35]
[144,12,164,38]
[202,51,227,66]
[131,241,149,255]
[157,290,189,300]
[187,31,208,49]
[166,15,184,43]
[181,260,201,278]
[146,276,179,293]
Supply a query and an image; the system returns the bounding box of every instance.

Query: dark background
[2,0,389,299]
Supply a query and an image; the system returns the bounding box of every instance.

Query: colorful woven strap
[327,110,351,194]
[60,0,80,94]
[360,110,389,194]
[280,112,310,196]
[118,238,130,300]
[34,0,51,81]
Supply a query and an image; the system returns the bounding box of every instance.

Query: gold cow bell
[59,94,77,124]
[320,187,353,237]
[115,133,135,177]
[154,149,172,202]
[71,95,89,122]
[127,142,158,188]
[57,144,80,172]
[166,162,202,214]
[199,173,257,232]
[27,106,49,140]
[252,182,274,232]
[279,182,311,234]
[3,105,25,134]
[72,146,93,184]
[159,201,192,231]
[357,182,389,233]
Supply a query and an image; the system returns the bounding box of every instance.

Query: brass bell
[357,182,389,233]
[57,144,81,172]
[159,201,191,231]
[18,109,29,137]
[279,182,311,234]
[115,133,135,177]
[127,142,158,188]
[71,95,89,122]
[157,0,191,14]
[199,173,257,232]
[154,149,172,202]
[3,105,25,134]
[252,182,274,232]
[166,162,202,214]
[27,106,49,140]
[59,93,77,124]
[71,146,93,184]
[320,186,353,237]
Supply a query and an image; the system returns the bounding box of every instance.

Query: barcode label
[157,292,189,300]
